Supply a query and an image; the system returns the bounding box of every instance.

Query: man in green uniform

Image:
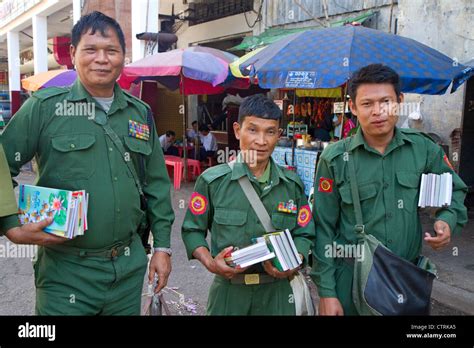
[0,12,174,315]
[311,64,468,315]
[182,94,315,315]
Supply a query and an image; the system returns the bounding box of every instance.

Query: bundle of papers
[18,184,89,239]
[224,240,275,268]
[418,173,452,208]
[260,230,302,272]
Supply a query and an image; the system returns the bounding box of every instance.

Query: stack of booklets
[418,173,452,208]
[259,230,302,272]
[224,240,275,268]
[18,184,89,239]
[225,229,301,271]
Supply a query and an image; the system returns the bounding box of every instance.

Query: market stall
[272,146,319,196]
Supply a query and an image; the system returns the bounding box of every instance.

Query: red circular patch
[297,205,312,227]
[189,192,208,215]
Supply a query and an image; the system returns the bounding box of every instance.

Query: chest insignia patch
[277,200,298,214]
[129,120,150,140]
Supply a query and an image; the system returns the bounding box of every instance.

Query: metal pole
[291,89,296,167]
[341,82,348,138]
[180,73,188,182]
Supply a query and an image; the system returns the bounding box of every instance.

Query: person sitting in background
[159,130,179,156]
[313,112,333,141]
[199,125,218,162]
[333,114,356,140]
[186,121,199,141]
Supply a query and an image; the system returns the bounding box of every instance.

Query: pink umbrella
[118,46,249,94]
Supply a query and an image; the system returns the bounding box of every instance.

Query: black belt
[227,273,279,285]
[46,239,133,260]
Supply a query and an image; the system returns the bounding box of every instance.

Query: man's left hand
[148,251,172,293]
[262,254,303,279]
[425,220,451,250]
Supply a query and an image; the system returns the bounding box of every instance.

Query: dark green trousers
[334,260,359,316]
[34,234,148,315]
[207,275,296,315]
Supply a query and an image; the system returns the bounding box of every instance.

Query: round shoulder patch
[443,154,454,170]
[189,192,208,215]
[297,205,312,227]
[318,177,333,193]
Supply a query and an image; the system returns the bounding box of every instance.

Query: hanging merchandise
[294,103,301,117]
[301,100,307,117]
[312,99,334,125]
[307,101,312,117]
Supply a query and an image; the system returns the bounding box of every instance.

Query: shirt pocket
[396,171,421,212]
[271,212,297,231]
[213,208,248,250]
[51,133,96,180]
[339,182,377,224]
[123,136,152,156]
[123,137,153,178]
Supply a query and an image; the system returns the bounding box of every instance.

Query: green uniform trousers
[207,275,296,315]
[333,260,358,316]
[34,234,148,315]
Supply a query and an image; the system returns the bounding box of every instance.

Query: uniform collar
[348,126,414,154]
[67,79,129,113]
[230,154,289,185]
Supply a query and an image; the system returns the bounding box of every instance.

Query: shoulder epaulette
[282,166,305,191]
[399,128,437,144]
[320,140,347,162]
[201,164,232,184]
[32,87,69,101]
[122,90,151,111]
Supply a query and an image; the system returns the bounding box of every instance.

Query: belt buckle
[244,274,260,285]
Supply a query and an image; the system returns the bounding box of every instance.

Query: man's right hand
[193,246,248,279]
[5,218,67,246]
[319,297,344,316]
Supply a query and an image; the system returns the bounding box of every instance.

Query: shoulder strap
[343,138,365,237]
[228,160,275,233]
[101,122,145,203]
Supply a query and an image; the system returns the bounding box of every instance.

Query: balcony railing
[188,0,254,26]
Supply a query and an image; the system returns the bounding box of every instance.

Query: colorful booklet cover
[18,184,88,239]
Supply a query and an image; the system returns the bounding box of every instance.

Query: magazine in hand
[18,184,88,239]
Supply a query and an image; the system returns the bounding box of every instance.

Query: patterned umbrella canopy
[119,46,248,95]
[21,69,77,91]
[239,25,471,94]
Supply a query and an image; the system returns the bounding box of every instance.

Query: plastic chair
[186,158,202,180]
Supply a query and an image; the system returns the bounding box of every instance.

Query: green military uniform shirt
[0,144,18,219]
[182,157,315,264]
[311,127,468,298]
[0,80,174,249]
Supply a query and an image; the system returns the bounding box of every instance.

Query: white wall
[397,0,473,145]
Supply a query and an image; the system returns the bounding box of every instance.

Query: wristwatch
[154,247,172,256]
